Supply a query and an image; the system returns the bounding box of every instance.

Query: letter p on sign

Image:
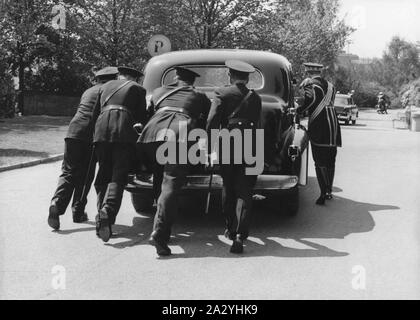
[147,35,171,57]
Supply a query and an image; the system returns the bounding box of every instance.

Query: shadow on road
[0,116,70,134]
[341,123,367,128]
[0,148,49,158]
[56,178,400,259]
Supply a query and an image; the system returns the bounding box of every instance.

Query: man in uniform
[137,66,211,256]
[48,66,119,230]
[297,62,341,205]
[377,92,389,114]
[92,66,147,242]
[206,60,262,254]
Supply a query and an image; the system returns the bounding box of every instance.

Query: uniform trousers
[153,161,189,241]
[220,164,257,240]
[136,142,164,201]
[51,138,95,216]
[94,142,135,223]
[311,143,337,195]
[311,144,337,167]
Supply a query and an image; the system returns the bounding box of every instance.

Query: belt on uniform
[155,106,192,117]
[101,105,132,118]
[228,118,256,127]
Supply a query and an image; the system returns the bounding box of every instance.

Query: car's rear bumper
[125,174,299,194]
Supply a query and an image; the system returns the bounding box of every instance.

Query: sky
[338,0,420,58]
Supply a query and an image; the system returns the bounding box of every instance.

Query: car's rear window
[162,65,264,90]
[335,96,351,106]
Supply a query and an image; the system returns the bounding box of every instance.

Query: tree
[232,0,353,80]
[0,46,15,118]
[64,0,188,70]
[178,0,267,49]
[0,0,57,114]
[400,78,420,108]
[382,36,420,90]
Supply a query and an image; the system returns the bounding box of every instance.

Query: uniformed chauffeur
[48,66,119,230]
[206,60,262,254]
[137,66,211,256]
[297,62,342,205]
[91,66,147,242]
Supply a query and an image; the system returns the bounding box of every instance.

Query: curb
[0,154,64,173]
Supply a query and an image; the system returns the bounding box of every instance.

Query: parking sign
[147,35,171,57]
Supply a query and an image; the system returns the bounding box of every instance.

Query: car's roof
[145,49,291,71]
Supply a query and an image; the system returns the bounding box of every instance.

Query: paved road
[1,110,419,300]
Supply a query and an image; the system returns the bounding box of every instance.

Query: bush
[0,72,16,118]
[400,78,420,108]
[352,82,397,108]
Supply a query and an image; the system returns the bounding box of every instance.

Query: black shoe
[48,201,60,230]
[95,214,100,237]
[325,193,333,200]
[316,194,326,205]
[224,229,249,241]
[73,212,88,223]
[97,210,112,243]
[230,234,243,254]
[224,229,236,241]
[149,231,171,256]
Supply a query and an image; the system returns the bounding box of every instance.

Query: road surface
[1,110,419,299]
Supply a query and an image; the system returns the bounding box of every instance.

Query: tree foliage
[237,0,353,79]
[334,36,420,108]
[0,0,58,113]
[0,0,353,103]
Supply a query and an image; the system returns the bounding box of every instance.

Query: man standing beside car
[91,66,147,242]
[297,62,341,205]
[206,60,262,254]
[137,66,211,256]
[48,67,119,231]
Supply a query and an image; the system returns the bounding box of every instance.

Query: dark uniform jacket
[138,83,211,143]
[297,76,342,147]
[207,82,262,131]
[92,79,147,144]
[206,83,262,166]
[66,83,102,143]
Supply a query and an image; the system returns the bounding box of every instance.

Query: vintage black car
[126,49,309,215]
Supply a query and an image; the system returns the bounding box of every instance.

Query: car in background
[334,92,359,125]
[126,49,309,216]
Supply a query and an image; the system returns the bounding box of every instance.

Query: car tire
[131,191,154,215]
[345,120,349,125]
[266,186,299,217]
[352,119,356,125]
[282,186,299,217]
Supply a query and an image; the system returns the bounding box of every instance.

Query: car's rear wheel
[131,191,154,215]
[265,186,299,217]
